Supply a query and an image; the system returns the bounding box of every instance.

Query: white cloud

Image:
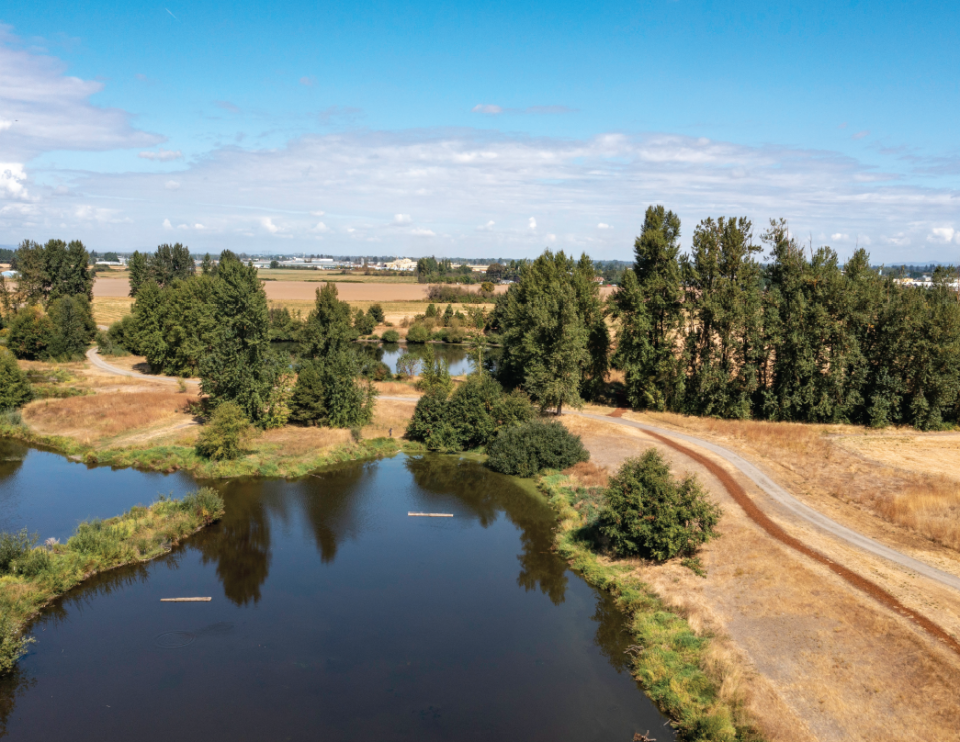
[313,221,330,233]
[929,227,959,244]
[545,233,557,243]
[477,220,495,231]
[194,223,205,230]
[0,163,28,198]
[0,27,161,161]
[177,223,189,230]
[528,217,537,230]
[260,216,280,233]
[162,218,172,230]
[411,228,435,237]
[139,148,183,161]
[392,213,412,225]
[830,233,849,241]
[472,104,504,115]
[165,180,180,190]
[597,222,612,230]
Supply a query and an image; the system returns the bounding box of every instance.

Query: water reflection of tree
[0,667,35,738]
[0,440,26,485]
[298,462,373,563]
[405,455,568,604]
[590,590,633,674]
[196,484,271,606]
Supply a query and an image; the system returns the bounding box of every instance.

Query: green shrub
[597,449,721,561]
[369,304,385,323]
[407,373,534,451]
[68,519,126,559]
[406,323,430,343]
[0,614,33,676]
[195,401,253,460]
[406,392,462,450]
[415,347,453,397]
[0,530,35,575]
[174,487,224,519]
[0,350,33,409]
[354,308,376,335]
[487,420,589,477]
[46,294,97,360]
[289,351,377,428]
[381,329,400,343]
[7,307,55,360]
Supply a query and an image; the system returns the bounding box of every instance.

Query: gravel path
[86,348,200,386]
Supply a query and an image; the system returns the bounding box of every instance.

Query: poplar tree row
[492,208,959,430]
[611,206,960,430]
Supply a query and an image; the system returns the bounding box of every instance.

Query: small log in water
[407,512,453,517]
[160,597,212,602]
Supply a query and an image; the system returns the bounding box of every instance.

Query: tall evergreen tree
[571,254,610,398]
[200,255,283,426]
[46,294,97,359]
[612,206,685,410]
[300,283,357,358]
[497,250,589,414]
[128,251,148,297]
[681,217,764,418]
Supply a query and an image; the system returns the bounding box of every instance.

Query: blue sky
[1,1,958,260]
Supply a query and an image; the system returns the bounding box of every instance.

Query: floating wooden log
[407,512,453,517]
[160,597,212,602]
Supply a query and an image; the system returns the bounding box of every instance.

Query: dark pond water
[0,445,674,742]
[273,341,497,377]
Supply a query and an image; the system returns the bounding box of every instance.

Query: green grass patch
[0,488,225,675]
[538,473,763,742]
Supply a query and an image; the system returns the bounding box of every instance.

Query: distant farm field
[260,269,420,283]
[93,277,505,302]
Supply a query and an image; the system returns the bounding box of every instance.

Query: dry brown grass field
[629,412,960,554]
[22,391,199,446]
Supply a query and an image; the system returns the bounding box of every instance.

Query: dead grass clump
[23,392,197,443]
[879,473,960,549]
[256,426,351,457]
[362,400,417,439]
[563,460,610,488]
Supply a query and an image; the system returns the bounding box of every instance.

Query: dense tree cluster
[128,243,195,297]
[407,364,533,451]
[8,239,94,306]
[416,256,477,284]
[494,250,608,414]
[610,207,960,429]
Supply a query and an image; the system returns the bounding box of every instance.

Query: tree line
[490,207,960,430]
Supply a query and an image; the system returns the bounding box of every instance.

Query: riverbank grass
[0,489,225,674]
[539,473,762,742]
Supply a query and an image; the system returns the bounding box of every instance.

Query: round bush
[596,449,720,561]
[486,420,588,477]
[406,324,430,344]
[381,329,400,343]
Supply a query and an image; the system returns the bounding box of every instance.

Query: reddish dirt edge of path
[610,410,960,658]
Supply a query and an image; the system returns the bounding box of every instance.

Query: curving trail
[83,351,960,651]
[86,348,200,386]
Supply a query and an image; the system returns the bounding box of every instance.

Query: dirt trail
[86,349,200,386]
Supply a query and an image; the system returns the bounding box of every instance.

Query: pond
[0,444,674,741]
[272,341,498,377]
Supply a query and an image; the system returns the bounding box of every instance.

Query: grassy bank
[0,415,410,479]
[0,489,225,674]
[538,473,762,742]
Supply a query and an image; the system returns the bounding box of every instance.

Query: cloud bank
[0,29,957,261]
